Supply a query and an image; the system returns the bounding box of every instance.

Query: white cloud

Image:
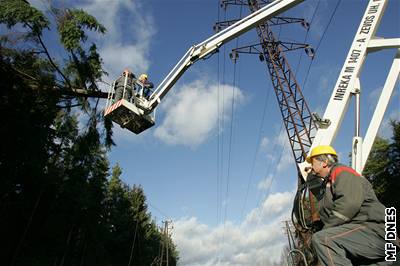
[78,0,156,78]
[244,191,294,226]
[259,135,276,161]
[28,0,48,12]
[154,80,245,148]
[378,109,400,139]
[257,174,273,191]
[368,86,383,110]
[276,142,293,173]
[173,190,295,265]
[260,136,270,150]
[29,0,154,88]
[257,126,295,173]
[101,44,151,78]
[261,128,293,173]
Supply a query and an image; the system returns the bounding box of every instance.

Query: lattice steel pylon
[218,0,318,263]
[249,0,315,167]
[219,0,316,172]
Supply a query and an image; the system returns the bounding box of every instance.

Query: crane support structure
[298,0,400,177]
[244,0,316,167]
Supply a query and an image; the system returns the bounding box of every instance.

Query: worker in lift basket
[306,145,398,265]
[137,73,154,99]
[114,69,136,102]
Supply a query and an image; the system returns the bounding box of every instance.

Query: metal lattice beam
[214,16,309,33]
[247,0,316,165]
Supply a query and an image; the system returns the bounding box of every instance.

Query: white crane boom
[104,0,306,134]
[145,0,305,111]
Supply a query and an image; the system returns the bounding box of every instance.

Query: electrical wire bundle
[292,174,326,232]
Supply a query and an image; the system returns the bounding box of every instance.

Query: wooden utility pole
[159,220,172,266]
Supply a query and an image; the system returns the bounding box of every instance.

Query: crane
[292,0,399,263]
[104,0,306,134]
[103,0,399,235]
[298,0,400,177]
[104,0,399,264]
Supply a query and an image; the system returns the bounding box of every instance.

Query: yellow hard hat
[139,73,148,80]
[306,145,337,163]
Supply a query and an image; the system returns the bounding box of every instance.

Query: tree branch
[29,83,108,99]
[61,87,108,99]
[25,23,73,89]
[11,67,109,99]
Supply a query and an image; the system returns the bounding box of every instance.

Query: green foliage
[362,136,390,196]
[0,0,49,35]
[0,2,178,265]
[58,9,106,50]
[363,121,400,233]
[105,166,178,265]
[1,0,113,147]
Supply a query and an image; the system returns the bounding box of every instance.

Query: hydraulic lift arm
[144,0,305,112]
[105,0,305,134]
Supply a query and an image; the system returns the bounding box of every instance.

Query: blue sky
[30,0,400,264]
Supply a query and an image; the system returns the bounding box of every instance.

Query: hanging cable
[216,0,222,235]
[247,123,284,227]
[127,219,139,266]
[221,39,238,266]
[255,125,286,227]
[148,202,170,220]
[302,0,343,90]
[223,60,237,226]
[222,0,244,227]
[220,4,244,262]
[220,5,228,224]
[217,5,228,262]
[294,0,321,77]
[239,82,272,221]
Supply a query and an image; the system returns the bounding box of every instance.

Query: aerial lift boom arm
[144,0,305,111]
[104,0,306,134]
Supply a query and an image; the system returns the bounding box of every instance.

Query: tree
[363,120,400,233]
[0,1,179,265]
[0,0,113,146]
[105,165,178,265]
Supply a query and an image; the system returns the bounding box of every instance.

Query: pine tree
[363,120,400,234]
[0,2,179,265]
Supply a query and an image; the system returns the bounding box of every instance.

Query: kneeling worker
[307,145,397,265]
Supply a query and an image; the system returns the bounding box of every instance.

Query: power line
[148,202,170,220]
[216,7,228,263]
[223,60,237,226]
[221,5,244,260]
[294,0,321,77]
[250,124,285,227]
[223,0,244,226]
[127,219,139,266]
[240,82,272,221]
[302,0,343,91]
[216,0,223,230]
